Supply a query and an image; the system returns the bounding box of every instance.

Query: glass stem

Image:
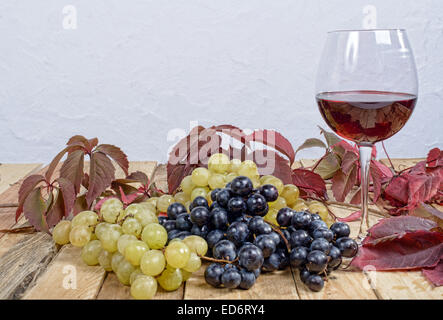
[358,144,373,241]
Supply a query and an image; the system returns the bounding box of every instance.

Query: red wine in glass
[316,90,417,144]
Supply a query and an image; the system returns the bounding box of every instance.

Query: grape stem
[198,254,238,265]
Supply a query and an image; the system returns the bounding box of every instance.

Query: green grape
[157,267,183,291]
[191,187,209,201]
[111,252,125,272]
[131,275,157,300]
[117,234,138,255]
[124,240,149,266]
[139,201,157,213]
[180,270,192,281]
[238,160,259,178]
[308,202,329,221]
[98,249,113,271]
[269,196,287,210]
[229,158,242,173]
[52,220,71,245]
[259,175,274,184]
[164,241,191,269]
[224,172,237,183]
[191,167,210,187]
[157,195,175,212]
[281,184,300,206]
[90,233,98,240]
[251,176,260,189]
[182,235,208,256]
[174,192,189,205]
[129,268,144,285]
[208,153,230,174]
[71,210,99,230]
[95,222,110,240]
[116,259,136,285]
[183,252,201,273]
[140,250,166,276]
[180,176,195,196]
[265,176,284,194]
[122,218,142,237]
[208,173,226,189]
[145,196,158,208]
[100,226,122,253]
[134,209,158,227]
[141,223,167,249]
[101,198,124,223]
[264,208,279,225]
[69,226,91,247]
[81,240,102,266]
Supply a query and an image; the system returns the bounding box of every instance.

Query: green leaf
[86,151,116,207]
[60,149,85,194]
[318,126,342,148]
[23,187,49,232]
[313,153,341,179]
[95,144,129,176]
[295,138,327,157]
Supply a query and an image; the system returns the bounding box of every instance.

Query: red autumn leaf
[73,194,88,215]
[350,188,361,205]
[125,171,150,185]
[371,159,393,183]
[46,189,65,228]
[16,174,46,221]
[369,160,383,202]
[336,210,362,222]
[168,125,205,165]
[331,165,358,202]
[292,168,327,199]
[422,260,443,286]
[246,129,296,165]
[209,124,250,148]
[95,144,129,176]
[94,196,117,212]
[56,177,76,217]
[427,148,442,168]
[119,186,140,206]
[86,151,116,207]
[23,187,49,232]
[351,230,443,270]
[60,149,85,194]
[45,146,71,182]
[341,151,359,175]
[364,216,437,244]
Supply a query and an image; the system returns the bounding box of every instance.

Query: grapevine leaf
[86,152,116,207]
[313,152,341,179]
[426,148,442,168]
[252,150,293,184]
[95,144,129,176]
[246,130,296,165]
[292,169,327,199]
[422,260,443,286]
[331,166,358,202]
[294,138,327,156]
[16,174,46,221]
[23,187,49,232]
[336,210,362,222]
[350,188,362,205]
[46,189,65,228]
[60,149,85,194]
[351,230,443,271]
[73,194,88,215]
[209,124,251,148]
[45,146,71,182]
[318,126,342,148]
[56,177,76,217]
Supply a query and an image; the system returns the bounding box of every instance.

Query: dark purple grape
[213,240,237,261]
[190,206,210,227]
[336,237,358,257]
[248,216,272,235]
[276,207,295,227]
[247,194,268,216]
[310,238,331,255]
[158,216,167,225]
[221,268,242,288]
[306,250,328,273]
[262,253,282,272]
[328,245,342,269]
[167,203,187,220]
[230,176,253,196]
[210,188,222,202]
[216,189,232,208]
[312,227,334,242]
[290,246,308,269]
[259,184,279,202]
[310,213,322,221]
[191,224,209,238]
[306,274,324,292]
[253,234,277,258]
[204,263,224,287]
[163,220,176,232]
[189,196,209,211]
[292,211,312,229]
[206,229,225,248]
[227,197,247,215]
[209,207,229,230]
[330,222,351,238]
[308,220,328,234]
[299,268,311,283]
[289,229,312,247]
[175,213,192,231]
[226,222,250,247]
[238,244,264,271]
[239,269,256,290]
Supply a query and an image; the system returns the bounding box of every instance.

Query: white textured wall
[0,0,442,164]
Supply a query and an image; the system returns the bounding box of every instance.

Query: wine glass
[315,29,418,241]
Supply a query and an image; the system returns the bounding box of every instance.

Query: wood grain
[0,163,42,196]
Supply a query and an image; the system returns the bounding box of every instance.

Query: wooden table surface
[0,159,441,300]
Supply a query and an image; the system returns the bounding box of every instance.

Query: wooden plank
[21,161,157,299]
[0,231,55,299]
[23,245,106,299]
[184,263,298,300]
[0,163,42,196]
